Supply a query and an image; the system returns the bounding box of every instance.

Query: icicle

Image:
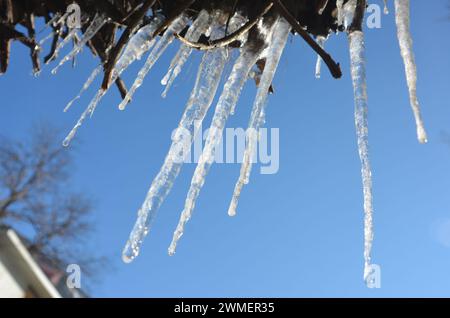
[64,65,102,112]
[114,15,165,76]
[122,45,229,263]
[315,36,327,78]
[348,30,375,286]
[161,10,211,98]
[318,0,329,15]
[118,15,190,110]
[343,0,357,30]
[228,18,291,217]
[46,28,78,64]
[38,31,55,47]
[55,12,71,27]
[52,14,108,74]
[394,0,427,143]
[62,43,114,113]
[37,12,66,35]
[62,17,165,147]
[38,14,66,48]
[383,0,389,14]
[336,0,345,27]
[62,89,105,147]
[122,13,249,263]
[38,13,62,34]
[167,40,264,256]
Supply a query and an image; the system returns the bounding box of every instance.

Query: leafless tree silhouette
[0,123,105,278]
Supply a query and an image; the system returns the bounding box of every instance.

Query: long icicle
[394,0,427,144]
[52,14,108,74]
[168,39,265,256]
[348,30,375,286]
[122,13,248,263]
[228,18,291,217]
[161,10,211,98]
[118,14,190,110]
[62,16,165,147]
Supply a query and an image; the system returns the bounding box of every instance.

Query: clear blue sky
[1,1,450,297]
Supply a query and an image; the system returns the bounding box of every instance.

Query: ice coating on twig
[118,15,190,110]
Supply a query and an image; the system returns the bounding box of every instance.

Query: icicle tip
[62,138,71,148]
[417,126,428,144]
[122,241,138,263]
[228,200,237,217]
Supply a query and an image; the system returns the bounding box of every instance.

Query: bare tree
[0,123,104,277]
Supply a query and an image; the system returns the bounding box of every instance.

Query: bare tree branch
[0,123,104,277]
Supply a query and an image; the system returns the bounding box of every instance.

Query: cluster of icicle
[39,0,427,287]
[116,11,294,261]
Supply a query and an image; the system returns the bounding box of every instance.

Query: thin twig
[151,0,197,38]
[174,2,273,51]
[0,24,35,49]
[24,13,41,74]
[89,26,129,98]
[272,0,342,79]
[101,0,156,90]
[0,39,11,74]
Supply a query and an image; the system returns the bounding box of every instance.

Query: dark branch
[101,0,156,90]
[349,0,367,33]
[272,0,342,79]
[174,2,273,51]
[151,0,197,38]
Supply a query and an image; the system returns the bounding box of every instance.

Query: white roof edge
[5,229,62,298]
